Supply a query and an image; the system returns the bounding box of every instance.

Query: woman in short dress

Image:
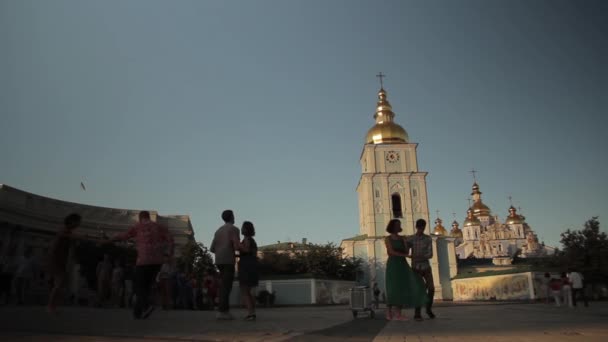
[238,221,259,321]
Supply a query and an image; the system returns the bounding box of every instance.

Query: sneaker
[216,311,234,320]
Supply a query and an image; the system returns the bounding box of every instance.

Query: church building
[340,80,458,300]
[436,181,554,264]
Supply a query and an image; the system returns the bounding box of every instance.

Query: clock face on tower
[386,151,400,163]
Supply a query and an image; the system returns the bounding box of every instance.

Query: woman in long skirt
[384,219,428,320]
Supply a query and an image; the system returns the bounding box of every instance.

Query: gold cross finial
[436,209,440,219]
[470,169,478,183]
[467,197,472,207]
[508,195,513,206]
[376,72,386,89]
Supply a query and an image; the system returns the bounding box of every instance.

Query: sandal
[394,313,409,321]
[245,314,256,321]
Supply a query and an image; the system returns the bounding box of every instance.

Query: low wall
[229,278,356,306]
[452,272,535,301]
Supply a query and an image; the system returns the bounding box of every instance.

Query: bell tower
[357,76,430,237]
[342,74,455,300]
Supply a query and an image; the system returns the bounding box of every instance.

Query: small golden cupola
[432,217,448,236]
[450,220,463,238]
[365,78,409,144]
[463,208,481,227]
[470,182,491,217]
[505,206,525,225]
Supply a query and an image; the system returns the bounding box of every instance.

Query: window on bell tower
[391,194,403,218]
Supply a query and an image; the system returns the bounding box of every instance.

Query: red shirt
[116,221,174,266]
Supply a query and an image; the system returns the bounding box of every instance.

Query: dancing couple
[384,218,435,321]
[210,209,259,321]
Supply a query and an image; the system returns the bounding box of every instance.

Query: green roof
[342,234,391,241]
[258,242,311,251]
[341,234,368,241]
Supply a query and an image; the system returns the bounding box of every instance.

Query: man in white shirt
[210,210,240,320]
[568,270,588,307]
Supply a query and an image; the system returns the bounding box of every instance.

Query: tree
[258,251,299,276]
[176,241,215,280]
[253,243,363,280]
[560,217,608,282]
[292,242,363,280]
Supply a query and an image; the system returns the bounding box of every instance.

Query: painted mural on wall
[452,272,532,301]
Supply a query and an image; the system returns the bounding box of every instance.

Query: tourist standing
[0,263,11,305]
[47,213,82,313]
[111,260,125,307]
[123,262,134,308]
[238,221,259,321]
[549,277,562,306]
[210,210,240,320]
[96,254,113,306]
[14,251,34,305]
[157,255,172,310]
[203,270,219,310]
[568,270,588,307]
[384,219,427,321]
[561,272,573,308]
[109,211,174,319]
[406,219,435,321]
[541,273,551,304]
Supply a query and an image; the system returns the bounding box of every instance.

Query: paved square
[0,302,606,341]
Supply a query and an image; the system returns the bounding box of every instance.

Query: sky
[1,0,606,249]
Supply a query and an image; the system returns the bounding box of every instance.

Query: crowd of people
[39,209,258,321]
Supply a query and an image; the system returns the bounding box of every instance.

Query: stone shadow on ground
[288,315,388,342]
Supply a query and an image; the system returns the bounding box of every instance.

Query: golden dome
[471,201,491,217]
[450,227,463,238]
[432,218,448,236]
[470,182,491,217]
[463,208,481,227]
[365,88,409,144]
[505,206,525,225]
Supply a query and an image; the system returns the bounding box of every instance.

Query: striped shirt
[406,233,433,271]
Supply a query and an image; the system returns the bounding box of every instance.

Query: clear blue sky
[1,0,606,248]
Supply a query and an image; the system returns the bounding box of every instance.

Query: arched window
[391,194,403,218]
